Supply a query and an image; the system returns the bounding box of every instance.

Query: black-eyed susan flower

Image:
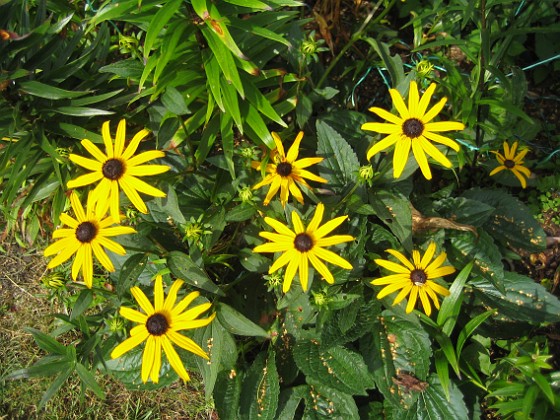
[253,203,354,292]
[67,119,170,222]
[371,242,455,316]
[489,141,531,188]
[362,81,465,179]
[43,192,136,288]
[111,275,216,384]
[251,131,327,207]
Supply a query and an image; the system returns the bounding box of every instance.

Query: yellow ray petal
[122,128,150,161]
[422,97,447,123]
[307,203,324,232]
[418,137,452,168]
[405,287,419,313]
[370,273,410,286]
[126,150,166,167]
[313,215,348,239]
[111,329,149,359]
[141,335,155,383]
[375,258,410,274]
[71,245,85,280]
[114,119,127,157]
[167,330,209,359]
[127,164,169,177]
[46,240,80,269]
[368,106,404,125]
[92,241,114,272]
[313,247,352,269]
[418,288,432,316]
[82,244,94,288]
[389,88,409,119]
[81,139,108,163]
[172,291,200,316]
[271,132,285,158]
[102,121,114,158]
[422,131,461,151]
[393,138,411,178]
[366,132,400,161]
[315,234,354,247]
[308,252,334,284]
[163,279,184,312]
[298,252,310,291]
[292,157,324,169]
[264,217,295,237]
[420,243,437,268]
[120,306,148,324]
[131,286,155,315]
[150,337,162,383]
[96,236,127,255]
[361,122,401,134]
[424,121,465,133]
[162,336,190,382]
[375,280,410,299]
[286,131,304,162]
[67,171,104,190]
[411,140,433,180]
[417,83,437,118]
[119,177,148,214]
[153,275,164,311]
[69,154,102,172]
[408,81,420,116]
[386,249,415,271]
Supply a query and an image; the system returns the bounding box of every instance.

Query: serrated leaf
[462,188,546,252]
[316,119,359,189]
[303,382,360,419]
[471,271,560,323]
[167,251,224,295]
[214,369,242,420]
[217,303,270,338]
[249,351,280,420]
[386,374,468,420]
[19,80,88,99]
[293,340,374,396]
[368,308,432,407]
[433,197,495,227]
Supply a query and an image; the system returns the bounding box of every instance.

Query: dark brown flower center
[102,158,125,180]
[504,159,515,169]
[410,269,427,285]
[75,221,97,243]
[294,233,314,252]
[146,313,169,336]
[402,118,424,138]
[276,162,293,177]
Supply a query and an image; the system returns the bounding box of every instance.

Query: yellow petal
[389,88,410,119]
[418,288,432,316]
[422,131,461,152]
[366,132,400,161]
[286,131,303,162]
[172,291,200,316]
[81,139,107,163]
[167,330,209,359]
[127,164,169,177]
[122,128,150,161]
[69,154,102,172]
[141,336,156,383]
[111,328,149,359]
[393,138,411,179]
[298,252,310,291]
[405,287,419,313]
[408,81,419,116]
[163,279,184,312]
[313,247,353,269]
[417,83,437,118]
[162,336,190,382]
[411,140,432,180]
[114,119,127,157]
[361,122,401,134]
[386,249,416,271]
[118,177,148,214]
[422,97,447,123]
[154,275,164,311]
[102,120,114,158]
[119,306,148,324]
[308,252,334,284]
[368,106,403,125]
[131,286,155,315]
[126,150,166,167]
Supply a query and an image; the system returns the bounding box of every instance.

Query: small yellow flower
[111,275,216,383]
[67,119,170,222]
[362,81,465,179]
[371,243,455,316]
[489,141,531,188]
[251,132,327,207]
[43,192,136,288]
[253,203,354,293]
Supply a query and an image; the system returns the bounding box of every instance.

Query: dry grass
[0,247,216,420]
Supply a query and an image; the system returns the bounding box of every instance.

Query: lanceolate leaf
[249,351,280,420]
[217,303,270,338]
[143,0,182,59]
[19,80,88,99]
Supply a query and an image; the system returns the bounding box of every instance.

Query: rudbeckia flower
[253,203,354,292]
[251,131,327,207]
[67,119,170,222]
[362,81,465,179]
[371,242,455,316]
[44,192,136,288]
[111,275,216,384]
[489,141,531,188]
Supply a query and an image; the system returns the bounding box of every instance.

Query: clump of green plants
[2,0,560,419]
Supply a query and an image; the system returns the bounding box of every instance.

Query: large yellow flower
[67,119,170,222]
[253,203,354,292]
[371,243,455,316]
[251,131,327,207]
[362,81,465,179]
[489,141,531,188]
[111,275,216,383]
[43,192,136,288]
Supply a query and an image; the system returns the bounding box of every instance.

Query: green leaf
[214,369,242,420]
[99,59,145,80]
[239,248,270,273]
[249,351,280,420]
[55,123,103,143]
[26,328,66,355]
[368,307,432,407]
[471,271,560,323]
[220,77,243,133]
[241,73,287,127]
[302,382,360,419]
[70,89,124,107]
[226,203,257,222]
[433,197,495,227]
[53,106,113,117]
[533,372,555,405]
[316,119,359,189]
[434,349,451,400]
[449,230,505,292]
[19,80,88,100]
[242,101,274,148]
[70,289,93,321]
[462,188,546,253]
[456,310,495,357]
[167,251,224,296]
[201,27,244,98]
[438,261,473,335]
[369,190,413,252]
[363,37,405,87]
[39,365,74,409]
[143,0,182,59]
[223,0,271,10]
[75,362,105,399]
[386,374,469,420]
[117,253,148,297]
[293,340,374,396]
[217,303,270,338]
[161,86,190,116]
[195,318,226,399]
[8,355,72,379]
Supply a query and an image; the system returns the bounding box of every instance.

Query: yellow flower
[111,275,216,384]
[67,119,170,222]
[362,81,465,179]
[253,203,354,292]
[43,192,136,288]
[371,242,455,316]
[251,131,327,207]
[489,141,531,188]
